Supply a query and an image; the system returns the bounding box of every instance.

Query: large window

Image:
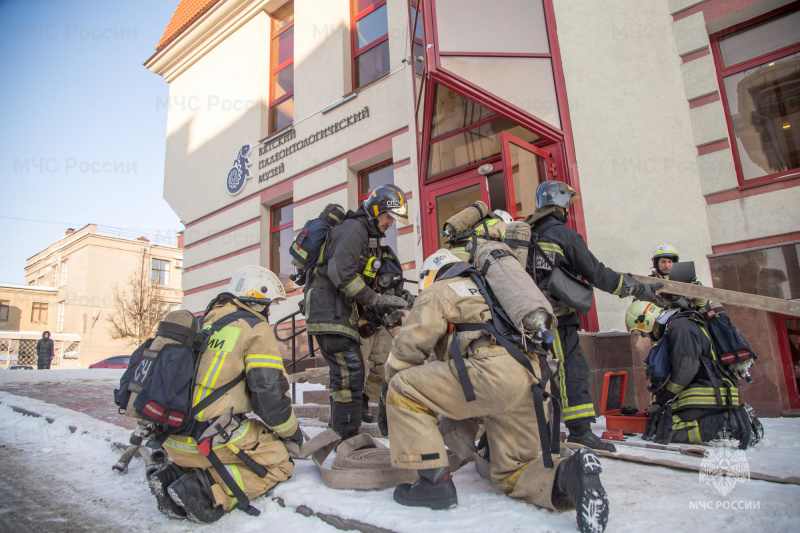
[409,1,424,75]
[57,301,65,333]
[352,0,390,89]
[60,259,68,286]
[269,2,294,134]
[31,302,48,324]
[151,258,170,286]
[359,161,398,252]
[271,199,295,289]
[713,6,800,185]
[0,300,9,322]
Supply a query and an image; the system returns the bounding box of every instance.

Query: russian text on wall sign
[256,106,370,183]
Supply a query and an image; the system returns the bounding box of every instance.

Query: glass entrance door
[424,174,488,253]
[500,132,554,220]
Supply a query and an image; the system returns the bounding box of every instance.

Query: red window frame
[357,159,395,203]
[351,0,390,90]
[710,4,800,188]
[775,313,800,409]
[270,198,294,288]
[269,2,294,135]
[408,1,424,75]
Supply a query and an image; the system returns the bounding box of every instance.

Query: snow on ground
[1,387,800,531]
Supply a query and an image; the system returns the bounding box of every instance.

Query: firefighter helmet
[227,265,286,310]
[419,249,459,290]
[363,184,409,222]
[535,180,581,209]
[624,300,663,333]
[652,244,679,272]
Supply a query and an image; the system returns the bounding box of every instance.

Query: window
[57,301,65,333]
[31,302,48,324]
[151,258,170,286]
[60,259,68,286]
[409,1,424,75]
[352,0,390,89]
[270,199,295,289]
[50,268,57,287]
[37,275,44,286]
[0,300,9,322]
[269,2,294,134]
[713,6,800,185]
[359,161,399,252]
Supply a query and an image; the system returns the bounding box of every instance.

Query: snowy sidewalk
[2,370,800,532]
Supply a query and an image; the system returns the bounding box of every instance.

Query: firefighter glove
[373,293,408,310]
[399,289,416,308]
[288,426,304,447]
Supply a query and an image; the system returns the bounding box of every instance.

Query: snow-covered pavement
[1,370,799,532]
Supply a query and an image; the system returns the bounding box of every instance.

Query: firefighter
[305,185,410,440]
[526,180,664,452]
[358,247,415,422]
[382,249,609,533]
[147,266,301,523]
[625,300,763,448]
[648,243,710,310]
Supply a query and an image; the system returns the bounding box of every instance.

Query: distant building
[22,224,184,367]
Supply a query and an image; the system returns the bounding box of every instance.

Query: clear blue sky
[0,0,181,284]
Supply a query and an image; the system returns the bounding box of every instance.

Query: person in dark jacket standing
[305,185,410,440]
[526,181,664,452]
[37,331,54,369]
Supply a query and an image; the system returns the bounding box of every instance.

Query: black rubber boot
[567,423,616,453]
[555,448,610,533]
[147,464,187,519]
[393,467,458,510]
[330,400,362,440]
[167,469,224,524]
[362,393,374,423]
[732,403,762,450]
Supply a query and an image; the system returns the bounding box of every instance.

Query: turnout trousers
[316,334,366,438]
[386,346,567,510]
[360,326,393,402]
[552,324,596,428]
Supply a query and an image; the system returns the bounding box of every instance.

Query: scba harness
[439,259,563,469]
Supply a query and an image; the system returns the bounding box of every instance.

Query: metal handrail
[273,309,319,402]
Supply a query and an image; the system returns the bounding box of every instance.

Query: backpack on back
[289,203,347,286]
[115,309,250,439]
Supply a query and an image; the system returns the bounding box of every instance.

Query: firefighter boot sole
[393,476,458,510]
[563,448,610,533]
[147,464,187,519]
[167,471,224,524]
[741,403,764,441]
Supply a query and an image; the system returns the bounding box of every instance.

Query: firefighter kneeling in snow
[625,300,763,449]
[381,249,609,533]
[148,266,301,523]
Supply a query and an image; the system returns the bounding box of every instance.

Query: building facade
[23,225,184,366]
[146,0,800,415]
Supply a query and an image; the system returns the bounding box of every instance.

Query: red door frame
[500,131,554,220]
[423,173,488,254]
[775,313,800,409]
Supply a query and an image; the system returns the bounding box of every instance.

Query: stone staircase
[292,379,383,438]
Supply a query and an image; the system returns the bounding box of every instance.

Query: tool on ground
[601,430,624,441]
[113,424,153,473]
[600,371,650,434]
[601,439,708,457]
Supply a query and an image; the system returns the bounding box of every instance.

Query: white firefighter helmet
[227,265,286,310]
[624,300,663,333]
[419,249,459,290]
[652,243,679,271]
[493,210,513,224]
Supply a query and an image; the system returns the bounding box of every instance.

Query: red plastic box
[599,371,649,434]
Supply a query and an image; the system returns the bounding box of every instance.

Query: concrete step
[302,389,330,405]
[294,403,378,423]
[299,418,385,439]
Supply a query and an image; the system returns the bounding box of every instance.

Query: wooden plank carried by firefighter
[630,274,800,317]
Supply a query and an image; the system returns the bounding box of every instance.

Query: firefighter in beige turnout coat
[149,267,300,523]
[383,250,610,533]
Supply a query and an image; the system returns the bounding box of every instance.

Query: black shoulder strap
[205,449,261,516]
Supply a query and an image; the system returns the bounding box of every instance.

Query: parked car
[89,356,131,369]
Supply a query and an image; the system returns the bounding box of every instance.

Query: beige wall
[552,0,715,330]
[151,0,420,313]
[0,286,58,332]
[24,225,183,366]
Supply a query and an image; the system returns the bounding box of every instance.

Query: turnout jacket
[386,275,516,383]
[529,213,624,326]
[659,314,738,413]
[306,207,384,340]
[191,300,298,439]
